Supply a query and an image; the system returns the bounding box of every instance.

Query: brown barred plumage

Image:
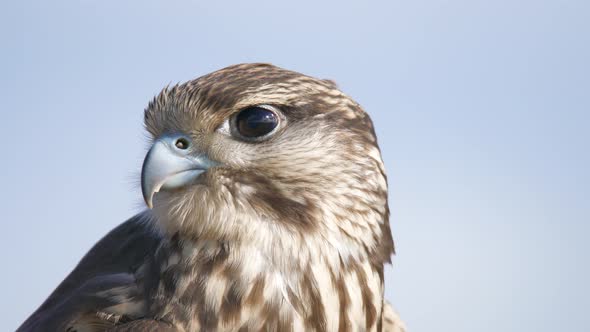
[18,63,403,332]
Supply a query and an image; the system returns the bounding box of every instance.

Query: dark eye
[235,106,279,139]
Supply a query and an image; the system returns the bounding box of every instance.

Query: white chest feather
[150,239,384,332]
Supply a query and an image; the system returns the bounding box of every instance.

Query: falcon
[18,64,405,332]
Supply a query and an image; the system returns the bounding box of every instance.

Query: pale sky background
[1,0,589,331]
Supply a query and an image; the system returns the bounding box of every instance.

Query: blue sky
[1,1,589,331]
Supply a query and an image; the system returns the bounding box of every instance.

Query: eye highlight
[234,106,279,139]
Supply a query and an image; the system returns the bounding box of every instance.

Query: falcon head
[142,63,393,265]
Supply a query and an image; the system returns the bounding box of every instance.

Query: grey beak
[141,134,216,208]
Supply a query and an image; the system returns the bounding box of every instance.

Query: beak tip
[141,181,152,209]
[142,188,154,209]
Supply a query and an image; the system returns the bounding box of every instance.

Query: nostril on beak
[174,138,190,150]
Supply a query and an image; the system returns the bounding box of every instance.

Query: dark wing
[108,319,178,332]
[17,214,163,332]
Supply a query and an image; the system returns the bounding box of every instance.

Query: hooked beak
[141,134,216,208]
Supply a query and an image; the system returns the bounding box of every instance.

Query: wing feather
[17,214,162,332]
